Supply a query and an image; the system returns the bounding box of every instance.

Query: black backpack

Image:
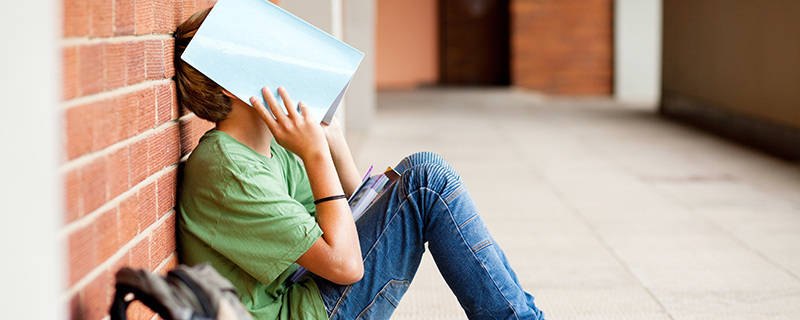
[109,263,253,320]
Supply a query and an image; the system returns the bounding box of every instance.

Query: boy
[175,7,544,320]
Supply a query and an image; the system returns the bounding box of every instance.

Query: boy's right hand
[251,86,329,161]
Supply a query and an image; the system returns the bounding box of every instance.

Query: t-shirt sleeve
[210,169,323,286]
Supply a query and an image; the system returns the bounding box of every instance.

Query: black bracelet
[313,194,347,205]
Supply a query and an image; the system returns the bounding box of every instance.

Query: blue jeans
[314,152,545,320]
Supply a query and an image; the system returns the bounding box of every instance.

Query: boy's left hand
[321,116,345,147]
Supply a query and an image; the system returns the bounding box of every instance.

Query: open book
[289,167,400,284]
[181,0,364,124]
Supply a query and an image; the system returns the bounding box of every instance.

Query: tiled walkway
[349,88,800,320]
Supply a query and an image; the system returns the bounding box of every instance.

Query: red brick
[138,87,157,132]
[104,42,127,91]
[69,224,96,285]
[130,139,149,186]
[163,39,176,78]
[65,103,94,160]
[95,207,120,262]
[118,91,141,139]
[92,99,123,152]
[154,0,175,33]
[146,132,163,176]
[181,1,198,22]
[64,0,90,37]
[165,124,182,165]
[107,147,130,199]
[64,47,80,100]
[150,214,176,270]
[126,41,146,85]
[511,0,612,95]
[172,0,186,28]
[111,247,132,274]
[179,115,213,157]
[138,182,157,231]
[145,40,165,80]
[128,301,157,320]
[79,44,105,96]
[119,193,140,244]
[90,0,113,37]
[129,237,151,270]
[64,168,82,223]
[148,124,181,174]
[156,83,174,125]
[170,82,180,119]
[155,253,179,275]
[81,157,108,214]
[136,0,156,35]
[156,168,178,217]
[115,0,136,35]
[82,270,111,320]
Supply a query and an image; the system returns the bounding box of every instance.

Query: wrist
[325,131,345,149]
[299,147,332,164]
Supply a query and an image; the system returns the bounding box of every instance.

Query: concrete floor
[348,88,800,320]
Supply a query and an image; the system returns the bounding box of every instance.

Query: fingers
[261,86,290,123]
[250,94,277,129]
[252,86,311,130]
[298,101,318,123]
[277,87,300,119]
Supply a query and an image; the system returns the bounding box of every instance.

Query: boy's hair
[174,7,231,122]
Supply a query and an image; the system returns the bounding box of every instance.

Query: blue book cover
[181,0,364,123]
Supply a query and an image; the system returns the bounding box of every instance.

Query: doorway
[439,0,511,85]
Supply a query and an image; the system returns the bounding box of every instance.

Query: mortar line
[62,79,173,110]
[60,163,178,236]
[62,34,174,47]
[61,210,175,301]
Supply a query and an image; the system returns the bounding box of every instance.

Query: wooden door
[439,0,511,85]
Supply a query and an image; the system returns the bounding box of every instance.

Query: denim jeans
[314,152,545,320]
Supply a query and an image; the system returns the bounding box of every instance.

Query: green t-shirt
[178,130,327,320]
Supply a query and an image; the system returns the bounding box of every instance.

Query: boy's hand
[321,116,345,148]
[251,86,328,160]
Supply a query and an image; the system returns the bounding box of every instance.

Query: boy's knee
[398,152,461,181]
[401,151,446,169]
[398,163,462,199]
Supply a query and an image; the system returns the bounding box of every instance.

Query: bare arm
[251,87,363,285]
[322,117,362,198]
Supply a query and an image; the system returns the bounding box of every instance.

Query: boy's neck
[216,101,274,158]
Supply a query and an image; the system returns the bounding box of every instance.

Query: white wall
[0,0,64,318]
[279,0,348,129]
[614,0,662,107]
[344,0,376,134]
[279,0,376,134]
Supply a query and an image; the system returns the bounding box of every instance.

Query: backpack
[109,263,254,320]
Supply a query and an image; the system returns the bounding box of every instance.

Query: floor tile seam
[556,200,678,319]
[493,113,678,319]
[569,113,800,283]
[641,175,800,283]
[516,130,678,318]
[581,109,800,209]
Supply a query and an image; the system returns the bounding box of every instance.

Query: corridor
[350,88,800,320]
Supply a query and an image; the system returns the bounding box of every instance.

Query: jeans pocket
[356,279,410,320]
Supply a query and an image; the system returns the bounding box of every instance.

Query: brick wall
[61,1,217,319]
[511,0,613,95]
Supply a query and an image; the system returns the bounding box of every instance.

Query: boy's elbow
[334,259,363,285]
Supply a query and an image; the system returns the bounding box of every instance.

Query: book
[289,166,400,284]
[347,167,400,221]
[181,0,364,124]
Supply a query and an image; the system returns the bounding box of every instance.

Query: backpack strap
[109,264,252,320]
[109,267,197,320]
